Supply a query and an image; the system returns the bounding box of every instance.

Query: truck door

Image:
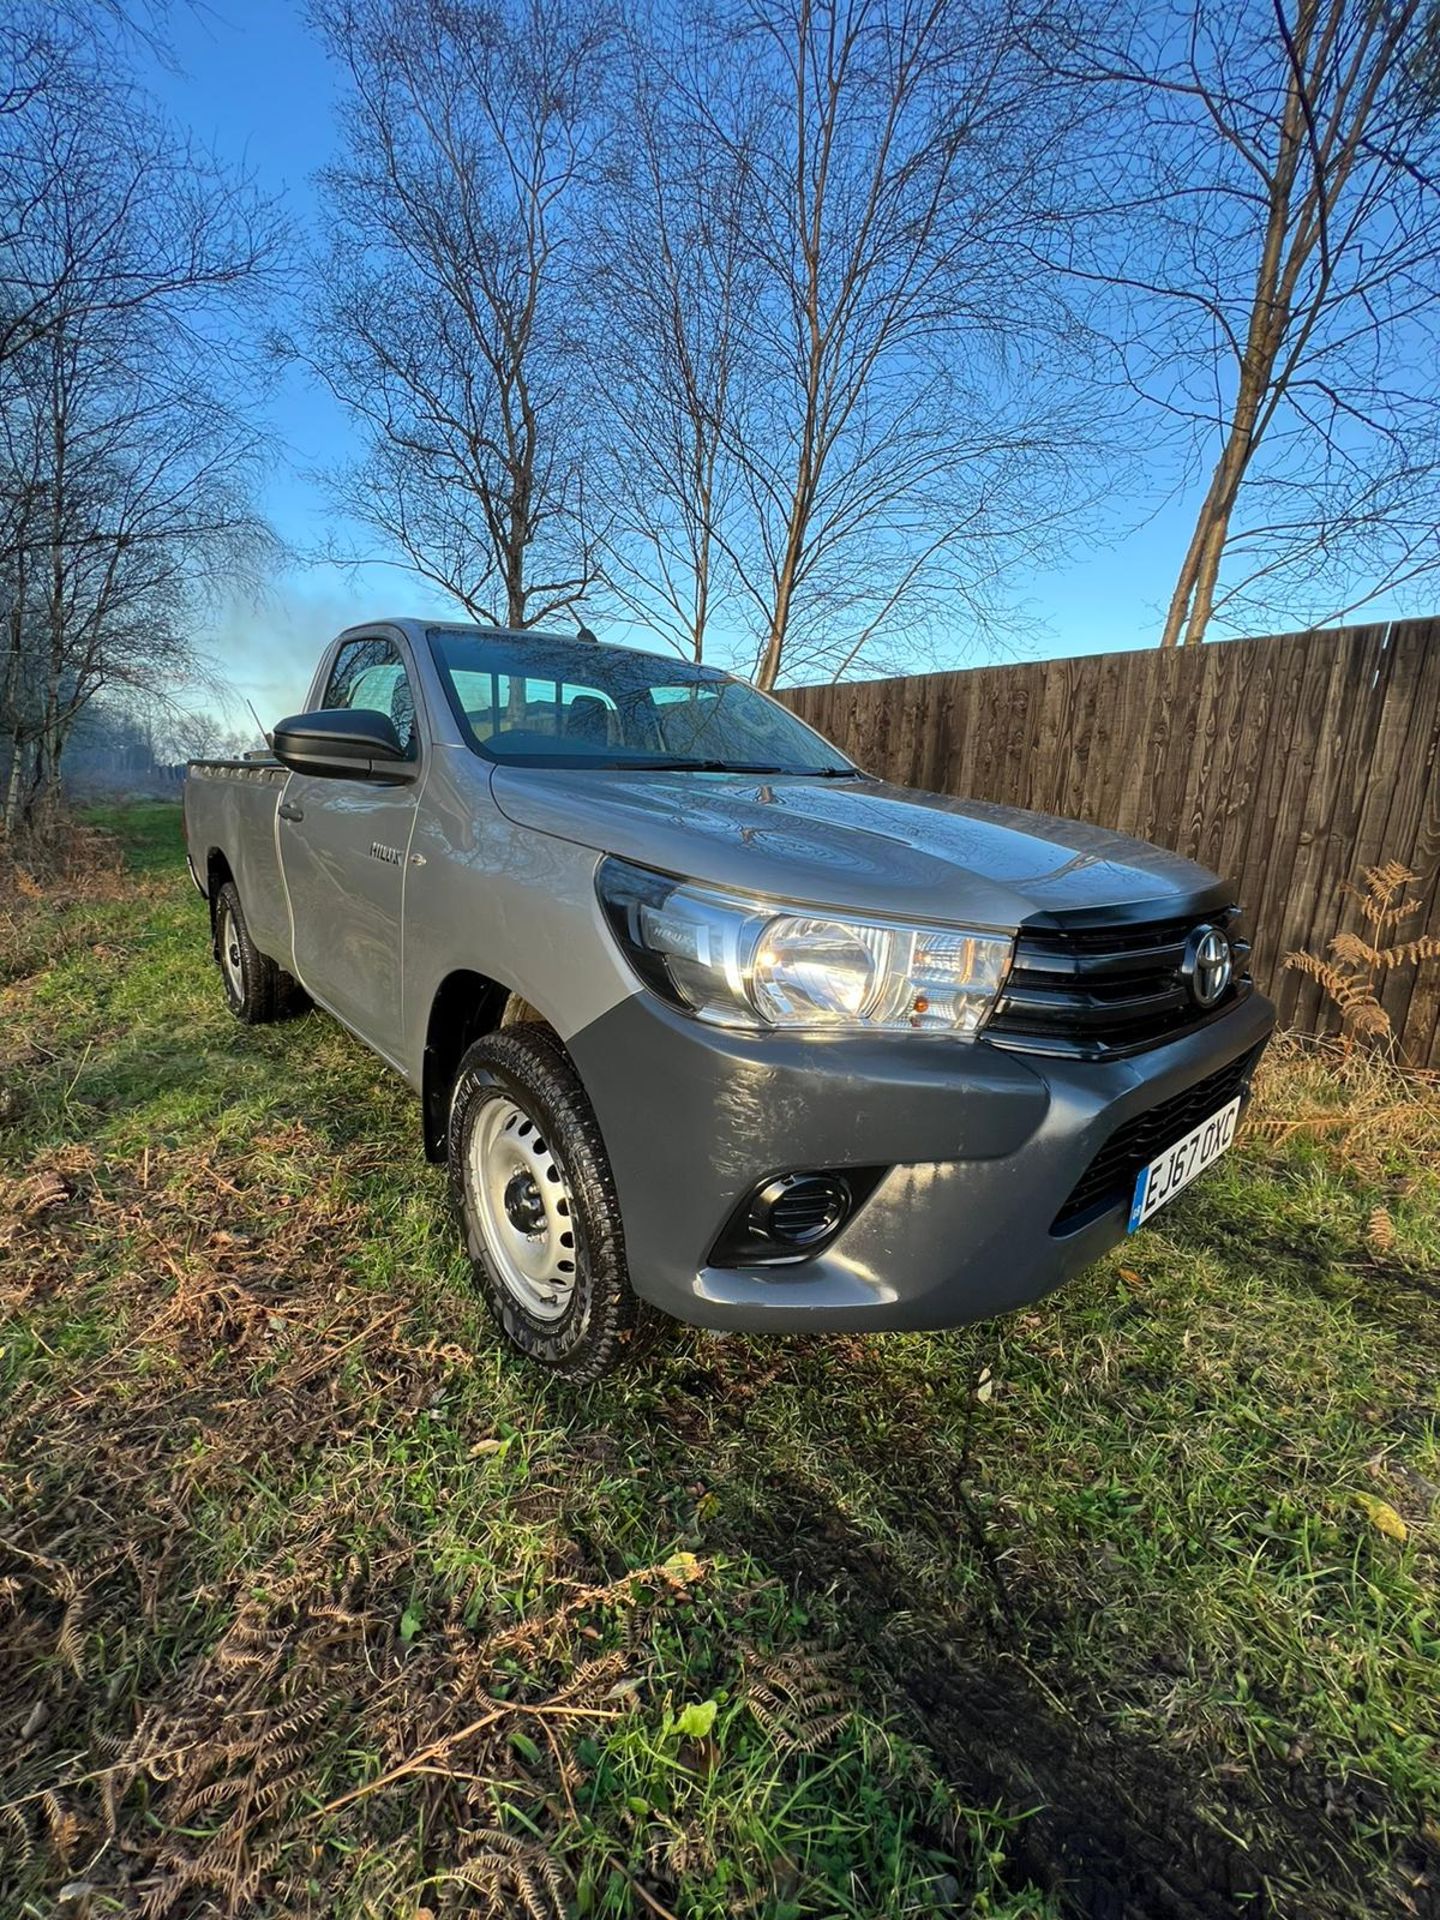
[277,633,422,1064]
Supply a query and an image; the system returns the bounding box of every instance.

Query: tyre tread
[215,880,282,1025]
[448,1024,658,1383]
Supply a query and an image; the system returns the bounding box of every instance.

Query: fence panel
[778,622,1440,1067]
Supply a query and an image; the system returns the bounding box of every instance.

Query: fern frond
[1328,931,1383,970]
[55,1591,86,1678]
[1284,950,1354,1000]
[1344,862,1422,933]
[1366,1207,1396,1254]
[0,1802,32,1870]
[1362,860,1419,896]
[1383,934,1440,969]
[448,1830,566,1920]
[1333,976,1384,1014]
[745,1652,853,1754]
[1371,895,1424,933]
[1343,1000,1394,1040]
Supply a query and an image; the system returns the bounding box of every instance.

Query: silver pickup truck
[184,619,1274,1380]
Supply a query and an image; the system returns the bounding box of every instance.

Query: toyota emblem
[1183,925,1233,1009]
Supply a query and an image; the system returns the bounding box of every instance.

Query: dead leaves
[1350,1491,1409,1544]
[16,1170,71,1220]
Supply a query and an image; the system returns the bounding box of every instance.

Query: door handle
[278,800,304,822]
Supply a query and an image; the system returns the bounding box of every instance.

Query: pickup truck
[184,619,1274,1381]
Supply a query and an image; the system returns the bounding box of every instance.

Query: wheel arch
[420,968,563,1161]
[205,848,234,931]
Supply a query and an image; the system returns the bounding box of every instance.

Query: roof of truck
[345,617,733,679]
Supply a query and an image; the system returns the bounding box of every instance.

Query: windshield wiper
[587,757,865,775]
[628,758,793,773]
[655,760,868,777]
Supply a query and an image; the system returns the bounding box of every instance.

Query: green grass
[1,801,1436,1919]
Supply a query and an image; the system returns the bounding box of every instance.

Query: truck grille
[986,907,1250,1058]
[1052,1043,1263,1233]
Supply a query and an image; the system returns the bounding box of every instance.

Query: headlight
[596,857,1012,1035]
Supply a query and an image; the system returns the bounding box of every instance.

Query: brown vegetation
[1285,862,1440,1056]
[0,1129,708,1916]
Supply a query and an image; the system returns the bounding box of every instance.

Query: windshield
[428,628,858,775]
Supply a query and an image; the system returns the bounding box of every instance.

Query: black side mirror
[271,708,414,780]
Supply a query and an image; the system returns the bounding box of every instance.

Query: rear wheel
[448,1026,655,1382]
[214,880,286,1024]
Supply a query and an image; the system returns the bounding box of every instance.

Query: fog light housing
[708,1168,886,1268]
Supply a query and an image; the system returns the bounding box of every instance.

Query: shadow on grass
[560,1328,1435,1920]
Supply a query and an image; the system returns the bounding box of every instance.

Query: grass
[1,800,1436,1920]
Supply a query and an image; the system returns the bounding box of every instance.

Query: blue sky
[137,0,1405,725]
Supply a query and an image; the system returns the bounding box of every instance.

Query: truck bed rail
[187,757,285,779]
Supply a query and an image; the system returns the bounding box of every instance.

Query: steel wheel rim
[466,1094,578,1322]
[219,902,245,997]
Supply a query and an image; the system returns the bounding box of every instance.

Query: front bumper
[566,987,1276,1333]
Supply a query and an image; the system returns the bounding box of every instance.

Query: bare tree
[1,5,245,377]
[585,17,762,660]
[678,0,1104,688]
[161,705,254,763]
[300,0,615,629]
[0,14,278,830]
[2,329,272,830]
[9,337,268,818]
[1051,0,1440,646]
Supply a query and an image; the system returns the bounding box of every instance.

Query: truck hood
[489,767,1230,929]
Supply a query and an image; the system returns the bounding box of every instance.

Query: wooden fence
[778,619,1440,1067]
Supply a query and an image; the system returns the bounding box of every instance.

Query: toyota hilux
[183,619,1274,1380]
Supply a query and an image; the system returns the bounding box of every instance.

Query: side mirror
[271,708,414,780]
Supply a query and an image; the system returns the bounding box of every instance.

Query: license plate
[1127,1096,1241,1232]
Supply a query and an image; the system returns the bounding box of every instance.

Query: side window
[321,636,417,756]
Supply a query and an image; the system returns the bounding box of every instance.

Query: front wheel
[448,1026,655,1382]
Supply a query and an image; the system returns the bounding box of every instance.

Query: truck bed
[183,758,294,969]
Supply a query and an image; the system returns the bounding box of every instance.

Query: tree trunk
[504,467,529,627]
[2,734,28,835]
[1159,498,1218,648]
[756,547,801,691]
[1164,371,1267,644]
[756,487,814,691]
[1159,18,1312,646]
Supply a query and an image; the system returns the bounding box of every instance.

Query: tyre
[213,880,286,1024]
[448,1025,655,1382]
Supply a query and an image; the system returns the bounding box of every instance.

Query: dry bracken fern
[1347,861,1426,933]
[1245,1031,1440,1180]
[0,1801,32,1872]
[439,1828,568,1920]
[1365,1207,1397,1255]
[744,1650,852,1754]
[1285,861,1437,1055]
